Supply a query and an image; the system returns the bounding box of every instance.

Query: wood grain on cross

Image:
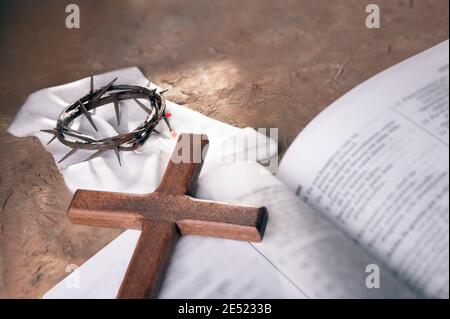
[67,133,268,299]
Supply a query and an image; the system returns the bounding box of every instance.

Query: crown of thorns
[41,76,171,166]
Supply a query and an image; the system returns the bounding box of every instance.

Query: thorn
[113,147,122,166]
[78,100,98,131]
[47,135,57,145]
[114,97,121,125]
[90,74,96,115]
[90,74,94,94]
[159,89,168,95]
[40,129,57,135]
[153,129,160,135]
[40,129,59,144]
[40,129,58,136]
[163,117,172,131]
[84,149,106,162]
[133,98,152,114]
[92,77,118,102]
[58,148,78,164]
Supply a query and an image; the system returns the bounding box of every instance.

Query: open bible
[44,40,449,299]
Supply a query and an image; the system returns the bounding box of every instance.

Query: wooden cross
[67,133,268,298]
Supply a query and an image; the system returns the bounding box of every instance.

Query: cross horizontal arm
[68,190,268,241]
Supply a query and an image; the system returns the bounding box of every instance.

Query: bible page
[277,40,449,298]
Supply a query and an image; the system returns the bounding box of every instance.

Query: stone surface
[0,0,448,297]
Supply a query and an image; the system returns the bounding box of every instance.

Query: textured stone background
[0,0,448,298]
